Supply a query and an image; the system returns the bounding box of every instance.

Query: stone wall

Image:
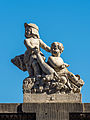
[0,103,90,120]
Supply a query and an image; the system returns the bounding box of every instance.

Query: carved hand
[32,46,39,54]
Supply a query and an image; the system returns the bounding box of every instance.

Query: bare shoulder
[24,38,30,42]
[39,39,43,43]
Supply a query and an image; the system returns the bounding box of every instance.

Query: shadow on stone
[17,104,23,113]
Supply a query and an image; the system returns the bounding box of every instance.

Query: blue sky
[0,0,90,103]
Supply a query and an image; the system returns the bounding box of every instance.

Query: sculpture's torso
[24,38,40,63]
[48,56,68,73]
[28,38,40,51]
[48,56,64,68]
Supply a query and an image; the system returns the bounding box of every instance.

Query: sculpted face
[51,42,64,57]
[51,42,60,57]
[25,26,32,38]
[24,23,40,38]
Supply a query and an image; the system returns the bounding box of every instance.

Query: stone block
[23,93,82,103]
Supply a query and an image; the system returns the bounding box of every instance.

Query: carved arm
[39,39,51,52]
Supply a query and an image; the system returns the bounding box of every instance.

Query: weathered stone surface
[11,22,84,97]
[83,103,90,112]
[0,104,19,113]
[0,103,89,120]
[23,93,82,103]
[22,103,83,120]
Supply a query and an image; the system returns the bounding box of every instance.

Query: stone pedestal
[23,93,82,103]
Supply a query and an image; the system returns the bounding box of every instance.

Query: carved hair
[24,23,39,31]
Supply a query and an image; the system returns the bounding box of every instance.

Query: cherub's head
[51,42,64,57]
[24,23,40,38]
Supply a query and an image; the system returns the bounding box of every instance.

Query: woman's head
[51,42,64,57]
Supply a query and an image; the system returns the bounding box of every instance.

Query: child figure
[35,42,84,93]
[24,23,51,77]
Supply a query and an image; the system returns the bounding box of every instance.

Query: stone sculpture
[11,22,84,95]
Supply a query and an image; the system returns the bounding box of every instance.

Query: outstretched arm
[39,39,51,52]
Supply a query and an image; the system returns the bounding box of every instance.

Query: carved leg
[26,64,34,77]
[37,53,55,75]
[32,60,41,76]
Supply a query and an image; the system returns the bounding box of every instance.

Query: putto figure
[11,22,84,94]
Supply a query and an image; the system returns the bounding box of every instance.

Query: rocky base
[23,76,83,95]
[23,93,82,103]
